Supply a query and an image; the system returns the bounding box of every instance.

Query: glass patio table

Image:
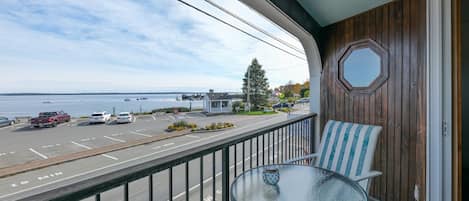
[231,164,368,201]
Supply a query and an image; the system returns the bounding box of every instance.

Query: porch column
[220,100,223,112]
[241,0,323,151]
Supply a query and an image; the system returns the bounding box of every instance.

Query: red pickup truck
[30,111,71,128]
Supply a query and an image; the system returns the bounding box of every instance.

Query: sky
[0,0,309,93]
[343,48,381,87]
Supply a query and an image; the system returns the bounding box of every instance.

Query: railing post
[222,146,230,201]
[309,116,315,155]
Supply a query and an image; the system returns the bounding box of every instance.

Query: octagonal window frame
[338,39,389,94]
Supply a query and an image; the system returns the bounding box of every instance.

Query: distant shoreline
[0,92,240,96]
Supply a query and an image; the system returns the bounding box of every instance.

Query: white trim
[427,0,452,200]
[241,0,323,151]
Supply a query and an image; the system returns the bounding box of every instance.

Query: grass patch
[236,111,277,115]
[153,107,191,113]
[278,108,293,113]
[131,111,153,115]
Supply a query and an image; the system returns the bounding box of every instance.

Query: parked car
[89,112,112,124]
[272,102,294,109]
[30,111,71,128]
[0,117,15,127]
[296,98,310,104]
[116,112,133,124]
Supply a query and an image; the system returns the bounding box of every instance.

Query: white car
[116,112,133,124]
[89,112,112,124]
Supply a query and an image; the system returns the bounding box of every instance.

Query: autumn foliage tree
[276,80,310,98]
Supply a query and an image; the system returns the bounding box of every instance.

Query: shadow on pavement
[13,125,50,132]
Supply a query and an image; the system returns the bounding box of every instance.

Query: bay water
[0,94,203,118]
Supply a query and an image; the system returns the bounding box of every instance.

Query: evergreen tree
[242,58,270,110]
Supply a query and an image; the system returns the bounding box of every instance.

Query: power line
[203,0,305,55]
[239,1,301,43]
[176,0,306,61]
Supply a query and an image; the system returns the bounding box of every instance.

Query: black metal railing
[18,113,316,201]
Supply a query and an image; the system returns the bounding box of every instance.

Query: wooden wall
[319,1,426,200]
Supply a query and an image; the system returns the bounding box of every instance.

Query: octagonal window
[343,48,381,87]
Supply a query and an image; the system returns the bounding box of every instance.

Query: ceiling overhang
[268,0,322,44]
[265,0,393,54]
[296,0,392,27]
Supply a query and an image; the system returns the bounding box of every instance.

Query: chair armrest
[352,171,382,182]
[284,153,319,164]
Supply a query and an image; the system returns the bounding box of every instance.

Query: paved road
[0,105,311,200]
[0,112,275,168]
[79,124,306,201]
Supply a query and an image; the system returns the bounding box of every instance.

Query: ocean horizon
[0,93,206,119]
[0,91,241,96]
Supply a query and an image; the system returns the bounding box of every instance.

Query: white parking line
[101,154,119,160]
[151,115,156,120]
[111,133,123,137]
[185,134,200,139]
[0,152,13,157]
[103,136,126,143]
[70,141,92,150]
[0,123,24,130]
[37,172,63,181]
[129,131,152,137]
[57,123,68,128]
[70,141,118,161]
[163,143,175,147]
[41,144,61,149]
[28,148,48,159]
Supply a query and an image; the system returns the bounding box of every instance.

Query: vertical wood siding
[319,1,426,200]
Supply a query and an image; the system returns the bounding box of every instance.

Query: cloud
[0,0,308,93]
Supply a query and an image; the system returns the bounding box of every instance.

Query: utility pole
[247,66,251,112]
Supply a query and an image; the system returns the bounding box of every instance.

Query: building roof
[206,92,232,100]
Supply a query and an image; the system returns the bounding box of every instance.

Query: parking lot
[0,112,283,169]
[0,104,311,200]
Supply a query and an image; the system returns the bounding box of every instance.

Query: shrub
[232,101,244,112]
[174,120,188,127]
[167,125,175,130]
[197,122,234,131]
[188,123,197,129]
[153,107,190,113]
[167,121,198,132]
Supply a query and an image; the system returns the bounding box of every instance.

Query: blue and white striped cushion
[315,120,382,180]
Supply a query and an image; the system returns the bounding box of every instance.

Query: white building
[203,90,233,114]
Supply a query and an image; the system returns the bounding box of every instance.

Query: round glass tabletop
[231,164,368,201]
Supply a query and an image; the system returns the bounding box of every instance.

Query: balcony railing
[18,113,317,201]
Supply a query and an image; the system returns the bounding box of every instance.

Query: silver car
[0,116,15,127]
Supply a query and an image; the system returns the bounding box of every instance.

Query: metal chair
[286,120,382,200]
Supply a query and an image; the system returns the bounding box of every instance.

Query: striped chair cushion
[315,120,382,180]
